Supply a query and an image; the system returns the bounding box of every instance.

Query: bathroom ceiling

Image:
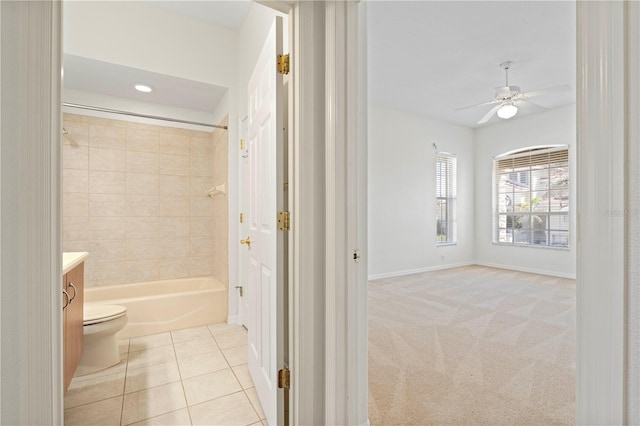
[368,1,576,128]
[147,0,252,29]
[63,54,228,114]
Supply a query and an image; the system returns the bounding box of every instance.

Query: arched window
[494,146,569,248]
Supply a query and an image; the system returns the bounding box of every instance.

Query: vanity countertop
[63,252,89,275]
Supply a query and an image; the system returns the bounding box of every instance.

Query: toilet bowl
[76,303,128,376]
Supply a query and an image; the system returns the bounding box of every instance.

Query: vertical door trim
[0,1,63,424]
[576,1,640,423]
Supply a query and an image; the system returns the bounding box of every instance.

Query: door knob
[241,237,251,248]
[235,285,244,297]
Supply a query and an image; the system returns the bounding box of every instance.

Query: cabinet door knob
[62,289,70,310]
[68,282,77,304]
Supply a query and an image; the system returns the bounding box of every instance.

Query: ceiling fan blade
[477,104,502,124]
[515,99,548,113]
[523,84,572,99]
[454,99,499,112]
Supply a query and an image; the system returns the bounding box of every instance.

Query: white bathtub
[84,276,228,339]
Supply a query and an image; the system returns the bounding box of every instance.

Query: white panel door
[246,17,284,426]
[238,118,249,327]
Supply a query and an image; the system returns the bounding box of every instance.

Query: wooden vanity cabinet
[63,262,84,393]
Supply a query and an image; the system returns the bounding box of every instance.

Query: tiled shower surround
[62,113,228,288]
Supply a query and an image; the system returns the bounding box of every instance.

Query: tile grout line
[119,339,130,426]
[172,329,195,426]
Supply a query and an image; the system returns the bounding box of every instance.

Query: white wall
[369,103,576,279]
[474,104,577,278]
[368,104,475,279]
[64,2,237,88]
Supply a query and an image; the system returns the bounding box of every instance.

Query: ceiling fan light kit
[455,60,571,125]
[497,102,518,119]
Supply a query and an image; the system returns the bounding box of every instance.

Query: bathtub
[84,276,228,339]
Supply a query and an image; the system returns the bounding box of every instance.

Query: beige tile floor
[64,323,266,426]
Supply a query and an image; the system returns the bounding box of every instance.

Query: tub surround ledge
[63,251,89,274]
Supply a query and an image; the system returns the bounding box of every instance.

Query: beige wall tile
[90,217,127,240]
[63,217,90,241]
[161,238,190,258]
[190,176,214,197]
[62,122,89,147]
[127,173,159,195]
[159,154,189,176]
[127,195,160,217]
[190,136,213,157]
[92,260,128,284]
[62,114,228,287]
[89,147,126,172]
[63,193,89,217]
[158,259,190,280]
[86,239,127,263]
[62,240,91,254]
[126,217,160,239]
[160,217,190,238]
[189,256,214,277]
[126,260,161,283]
[190,217,213,237]
[89,171,126,194]
[159,175,189,196]
[63,113,89,123]
[63,169,89,193]
[126,238,164,260]
[190,198,213,217]
[127,128,159,153]
[63,145,89,170]
[127,151,158,174]
[190,237,214,256]
[89,124,126,150]
[159,196,189,217]
[159,134,189,155]
[89,193,127,217]
[190,155,214,177]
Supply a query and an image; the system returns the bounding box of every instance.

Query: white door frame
[0,1,63,424]
[576,1,640,423]
[2,1,640,425]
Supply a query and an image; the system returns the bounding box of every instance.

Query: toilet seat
[84,303,127,326]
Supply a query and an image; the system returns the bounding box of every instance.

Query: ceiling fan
[456,61,571,124]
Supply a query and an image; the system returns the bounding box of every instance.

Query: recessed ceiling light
[135,84,152,93]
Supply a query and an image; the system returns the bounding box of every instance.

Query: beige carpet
[368,265,575,426]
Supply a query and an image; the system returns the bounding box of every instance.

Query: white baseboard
[369,261,576,281]
[474,261,576,279]
[226,314,240,325]
[368,262,474,281]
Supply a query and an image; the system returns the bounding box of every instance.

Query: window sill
[437,242,457,247]
[492,242,570,251]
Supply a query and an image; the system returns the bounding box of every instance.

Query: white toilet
[76,303,128,376]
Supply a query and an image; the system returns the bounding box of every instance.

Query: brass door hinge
[240,139,244,150]
[277,54,290,75]
[278,368,290,389]
[278,211,290,231]
[240,213,244,223]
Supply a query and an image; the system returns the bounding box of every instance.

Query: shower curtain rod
[62,102,228,130]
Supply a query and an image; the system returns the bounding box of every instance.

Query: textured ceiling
[368,1,576,128]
